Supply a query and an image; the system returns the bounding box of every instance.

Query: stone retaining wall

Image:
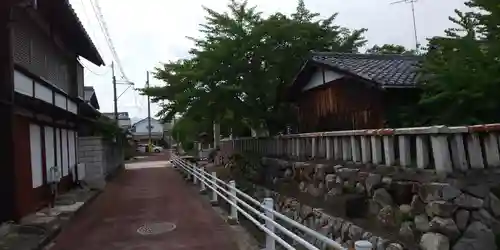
[253,157,500,250]
[245,183,400,250]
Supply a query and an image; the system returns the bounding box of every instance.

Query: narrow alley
[46,157,238,250]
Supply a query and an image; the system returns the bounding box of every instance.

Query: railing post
[355,240,372,250]
[398,135,411,167]
[311,137,317,159]
[383,136,395,166]
[467,133,485,169]
[193,166,198,185]
[228,180,238,224]
[326,137,332,160]
[484,133,500,167]
[276,138,281,157]
[183,162,191,180]
[210,172,218,205]
[431,134,453,174]
[333,137,342,160]
[416,135,429,169]
[351,136,361,163]
[200,167,207,193]
[451,134,468,171]
[342,137,352,161]
[361,136,371,164]
[371,135,383,164]
[263,197,275,250]
[295,138,300,159]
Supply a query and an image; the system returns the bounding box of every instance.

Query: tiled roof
[310,52,422,87]
[48,0,104,66]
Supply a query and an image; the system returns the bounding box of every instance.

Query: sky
[70,0,468,122]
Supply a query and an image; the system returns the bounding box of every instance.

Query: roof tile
[310,52,422,86]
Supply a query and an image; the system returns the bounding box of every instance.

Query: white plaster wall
[14,70,33,96]
[34,82,53,104]
[302,68,344,91]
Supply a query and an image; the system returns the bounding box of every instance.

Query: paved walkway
[48,161,239,250]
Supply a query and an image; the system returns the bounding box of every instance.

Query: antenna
[391,0,419,52]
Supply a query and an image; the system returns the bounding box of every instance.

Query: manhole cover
[136,222,176,235]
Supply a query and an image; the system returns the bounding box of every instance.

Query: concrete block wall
[103,140,124,176]
[78,136,106,189]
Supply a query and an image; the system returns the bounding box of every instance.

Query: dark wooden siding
[13,115,50,218]
[11,9,75,95]
[297,78,383,132]
[13,115,76,219]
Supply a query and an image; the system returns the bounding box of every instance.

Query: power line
[89,0,129,81]
[85,0,144,114]
[78,0,104,57]
[78,58,110,76]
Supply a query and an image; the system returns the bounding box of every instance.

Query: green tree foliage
[142,0,366,139]
[171,115,214,148]
[418,0,500,125]
[366,44,417,55]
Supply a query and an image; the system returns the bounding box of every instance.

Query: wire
[78,0,104,57]
[78,58,110,76]
[117,85,132,99]
[89,0,130,81]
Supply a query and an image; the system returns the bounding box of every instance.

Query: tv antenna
[391,0,420,52]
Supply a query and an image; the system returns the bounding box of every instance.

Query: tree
[366,44,417,55]
[143,0,366,139]
[418,0,500,125]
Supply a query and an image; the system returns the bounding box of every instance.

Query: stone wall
[251,157,500,250]
[78,136,123,189]
[245,183,400,250]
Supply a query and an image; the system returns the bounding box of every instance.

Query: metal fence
[171,156,373,250]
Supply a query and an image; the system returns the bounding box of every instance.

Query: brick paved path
[49,161,238,250]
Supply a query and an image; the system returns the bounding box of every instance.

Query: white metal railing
[219,124,500,175]
[171,156,373,250]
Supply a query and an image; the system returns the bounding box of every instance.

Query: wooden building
[288,52,422,132]
[0,0,104,222]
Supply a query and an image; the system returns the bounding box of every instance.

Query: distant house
[102,112,131,130]
[1,1,104,222]
[131,118,164,144]
[288,52,422,132]
[161,120,176,145]
[83,86,100,110]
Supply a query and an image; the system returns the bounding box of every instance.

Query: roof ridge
[310,51,422,61]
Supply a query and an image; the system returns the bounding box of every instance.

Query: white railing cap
[222,123,500,141]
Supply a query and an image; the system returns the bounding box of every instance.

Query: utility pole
[112,61,118,122]
[146,71,152,151]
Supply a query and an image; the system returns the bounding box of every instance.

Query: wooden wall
[13,115,50,218]
[297,78,383,132]
[13,114,77,219]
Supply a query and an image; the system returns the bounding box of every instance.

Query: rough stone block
[420,232,449,250]
[453,221,496,250]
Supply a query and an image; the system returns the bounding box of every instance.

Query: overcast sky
[70,0,467,121]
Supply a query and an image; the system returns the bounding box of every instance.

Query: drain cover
[136,222,176,235]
